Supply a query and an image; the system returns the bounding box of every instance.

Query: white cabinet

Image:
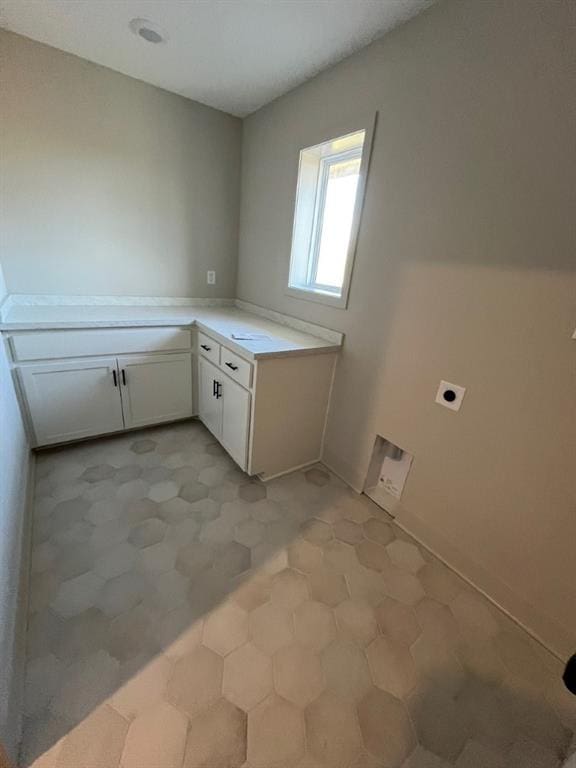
[19,348,193,446]
[198,356,251,470]
[198,357,222,439]
[19,357,124,446]
[221,374,251,469]
[118,353,192,429]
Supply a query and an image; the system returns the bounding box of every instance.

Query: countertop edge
[0,317,341,361]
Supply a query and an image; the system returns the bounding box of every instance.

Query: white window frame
[286,115,376,309]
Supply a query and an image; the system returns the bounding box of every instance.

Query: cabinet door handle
[200,344,211,351]
[225,362,238,371]
[213,379,217,397]
[216,381,222,399]
[121,369,127,386]
[112,370,118,387]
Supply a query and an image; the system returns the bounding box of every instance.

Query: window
[287,124,373,308]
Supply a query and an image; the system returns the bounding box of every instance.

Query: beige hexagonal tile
[223,642,273,712]
[166,645,223,717]
[249,601,294,655]
[270,568,309,611]
[334,600,377,647]
[375,596,421,646]
[308,567,349,607]
[175,540,214,579]
[416,598,461,649]
[358,687,415,765]
[161,609,204,659]
[56,704,128,768]
[96,571,147,617]
[232,573,272,612]
[408,686,469,761]
[386,539,426,573]
[51,572,103,618]
[121,700,188,768]
[148,480,179,503]
[247,694,305,767]
[179,480,209,503]
[338,495,374,525]
[451,592,500,638]
[184,697,247,767]
[322,540,358,574]
[362,518,394,546]
[238,482,267,502]
[128,517,166,548]
[24,654,63,717]
[454,739,506,768]
[403,746,452,768]
[322,640,372,703]
[294,600,337,652]
[288,539,323,574]
[382,567,425,605]
[305,691,362,768]
[419,560,464,604]
[51,650,119,722]
[305,467,330,486]
[334,519,364,545]
[273,644,324,706]
[367,636,417,699]
[300,519,333,545]
[131,439,157,454]
[234,518,266,548]
[110,653,172,718]
[356,540,391,572]
[203,601,249,656]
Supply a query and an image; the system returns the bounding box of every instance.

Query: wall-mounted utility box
[364,435,413,516]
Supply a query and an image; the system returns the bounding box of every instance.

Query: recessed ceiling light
[129,18,167,44]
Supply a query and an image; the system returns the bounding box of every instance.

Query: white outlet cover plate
[207,270,216,285]
[435,380,466,411]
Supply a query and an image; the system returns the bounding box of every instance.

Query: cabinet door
[198,356,222,439]
[19,358,124,446]
[118,353,193,429]
[221,376,251,471]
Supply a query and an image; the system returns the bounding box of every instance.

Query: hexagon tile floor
[21,420,575,768]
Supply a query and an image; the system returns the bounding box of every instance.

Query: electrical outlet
[207,270,216,285]
[435,380,466,412]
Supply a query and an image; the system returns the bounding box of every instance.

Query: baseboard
[321,456,573,662]
[395,507,573,662]
[258,457,322,483]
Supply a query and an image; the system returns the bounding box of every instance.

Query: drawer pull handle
[121,369,127,386]
[225,362,239,371]
[200,344,211,352]
[112,370,118,387]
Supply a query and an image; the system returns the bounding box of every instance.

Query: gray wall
[0,30,242,298]
[0,262,32,759]
[238,0,576,656]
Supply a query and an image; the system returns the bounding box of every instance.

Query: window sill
[285,285,348,309]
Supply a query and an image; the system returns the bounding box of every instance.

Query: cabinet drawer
[10,328,191,361]
[197,332,220,365]
[219,346,252,389]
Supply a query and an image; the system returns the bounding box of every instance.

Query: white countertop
[0,304,341,360]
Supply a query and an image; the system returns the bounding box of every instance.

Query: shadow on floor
[19,420,575,767]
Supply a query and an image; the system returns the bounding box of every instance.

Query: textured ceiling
[0,0,436,116]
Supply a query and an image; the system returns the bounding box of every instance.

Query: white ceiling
[0,0,435,117]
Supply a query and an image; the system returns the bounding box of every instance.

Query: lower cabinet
[118,354,193,429]
[19,357,125,445]
[198,357,251,470]
[19,353,193,446]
